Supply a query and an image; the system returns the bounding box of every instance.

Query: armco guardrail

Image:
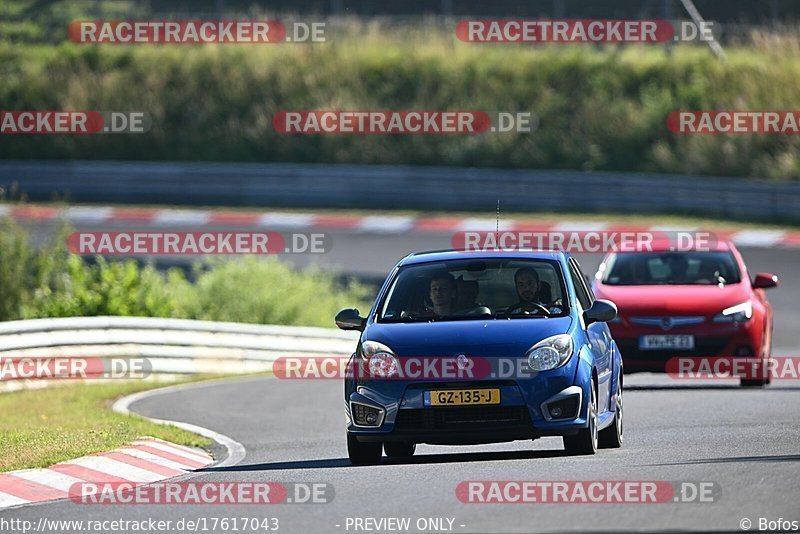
[0,316,359,387]
[2,161,800,224]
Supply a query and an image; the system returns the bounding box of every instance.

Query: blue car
[335,250,623,465]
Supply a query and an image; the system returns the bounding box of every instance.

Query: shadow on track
[199,448,568,472]
[639,453,800,467]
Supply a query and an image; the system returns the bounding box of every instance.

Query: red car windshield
[602,251,742,286]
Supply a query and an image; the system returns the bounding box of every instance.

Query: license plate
[424,388,500,406]
[639,335,695,350]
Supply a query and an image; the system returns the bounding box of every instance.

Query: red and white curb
[4,204,800,248]
[0,437,213,510]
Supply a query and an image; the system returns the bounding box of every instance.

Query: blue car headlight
[526,334,574,371]
[360,340,399,378]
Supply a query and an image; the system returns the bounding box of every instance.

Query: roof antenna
[496,200,500,242]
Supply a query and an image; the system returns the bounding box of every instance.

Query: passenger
[427,272,458,315]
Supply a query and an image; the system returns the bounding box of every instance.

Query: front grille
[629,316,705,329]
[395,405,530,431]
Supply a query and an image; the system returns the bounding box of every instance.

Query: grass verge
[0,377,220,472]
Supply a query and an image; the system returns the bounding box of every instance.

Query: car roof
[612,238,734,253]
[397,249,567,267]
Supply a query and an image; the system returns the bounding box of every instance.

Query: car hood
[593,282,752,316]
[364,317,574,357]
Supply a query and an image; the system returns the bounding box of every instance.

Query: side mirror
[584,299,618,326]
[335,308,366,331]
[753,273,779,289]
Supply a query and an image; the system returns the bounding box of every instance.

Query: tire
[563,383,598,455]
[741,357,769,388]
[347,433,382,465]
[740,378,768,387]
[384,442,416,458]
[598,384,623,449]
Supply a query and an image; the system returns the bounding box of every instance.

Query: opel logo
[456,353,470,370]
[661,317,673,331]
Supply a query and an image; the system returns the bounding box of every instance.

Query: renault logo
[456,353,470,370]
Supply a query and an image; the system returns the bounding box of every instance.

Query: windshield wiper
[382,315,428,323]
[382,312,495,323]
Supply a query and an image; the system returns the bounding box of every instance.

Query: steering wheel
[507,302,550,315]
[459,306,492,316]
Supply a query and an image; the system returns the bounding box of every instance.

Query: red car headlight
[713,301,753,323]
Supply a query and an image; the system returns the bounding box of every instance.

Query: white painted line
[357,216,415,234]
[112,377,251,468]
[10,469,84,493]
[67,456,163,483]
[130,440,210,464]
[552,221,609,232]
[152,210,211,226]
[115,448,196,472]
[731,230,785,247]
[258,213,315,228]
[457,218,514,232]
[64,206,113,223]
[139,438,212,462]
[0,492,29,508]
[649,225,699,232]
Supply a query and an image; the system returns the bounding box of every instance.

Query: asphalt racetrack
[5,223,800,533]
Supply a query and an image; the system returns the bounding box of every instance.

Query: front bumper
[612,321,763,373]
[345,359,594,445]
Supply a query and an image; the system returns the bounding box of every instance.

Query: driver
[665,254,692,284]
[511,267,550,312]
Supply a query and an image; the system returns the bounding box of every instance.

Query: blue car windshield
[379,258,569,322]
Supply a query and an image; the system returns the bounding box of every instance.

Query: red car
[592,241,778,387]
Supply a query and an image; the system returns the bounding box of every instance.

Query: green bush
[0,217,371,327]
[0,218,34,320]
[1,24,799,178]
[170,258,371,327]
[25,255,179,318]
